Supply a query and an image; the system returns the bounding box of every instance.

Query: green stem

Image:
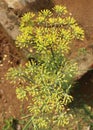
[50,47,55,59]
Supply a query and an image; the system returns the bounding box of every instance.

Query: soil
[0,0,93,129]
[0,25,22,128]
[73,70,93,106]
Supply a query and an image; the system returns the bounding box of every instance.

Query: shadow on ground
[26,0,54,11]
[72,70,93,107]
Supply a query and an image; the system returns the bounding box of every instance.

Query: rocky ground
[0,0,93,129]
[0,24,22,128]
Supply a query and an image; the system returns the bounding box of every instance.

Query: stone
[4,0,36,9]
[4,0,26,9]
[83,126,90,130]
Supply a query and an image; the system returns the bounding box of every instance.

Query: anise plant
[7,5,84,130]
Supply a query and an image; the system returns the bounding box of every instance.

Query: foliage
[7,5,84,130]
[2,117,18,130]
[78,47,87,56]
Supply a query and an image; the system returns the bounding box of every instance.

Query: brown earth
[0,25,22,128]
[0,0,93,129]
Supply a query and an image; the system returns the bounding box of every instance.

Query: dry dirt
[0,25,22,128]
[0,0,93,129]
